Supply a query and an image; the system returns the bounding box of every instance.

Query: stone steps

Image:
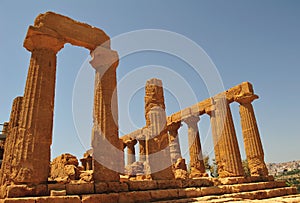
[155,187,298,202]
[0,181,297,203]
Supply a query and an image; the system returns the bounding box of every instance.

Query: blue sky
[0,0,299,164]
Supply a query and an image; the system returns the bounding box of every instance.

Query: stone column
[126,140,137,165]
[90,45,123,182]
[145,78,174,180]
[0,33,64,185]
[0,97,23,184]
[138,139,146,162]
[235,94,268,176]
[214,96,244,177]
[184,116,207,178]
[205,106,221,175]
[168,122,182,164]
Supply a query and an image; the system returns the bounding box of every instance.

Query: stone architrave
[0,11,116,187]
[90,46,123,182]
[235,94,268,176]
[183,116,207,178]
[168,122,182,164]
[214,96,244,177]
[144,78,174,180]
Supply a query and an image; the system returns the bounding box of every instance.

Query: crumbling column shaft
[90,46,122,182]
[184,116,207,178]
[214,97,244,177]
[138,139,146,162]
[1,48,57,184]
[168,122,182,164]
[237,95,268,176]
[127,143,136,165]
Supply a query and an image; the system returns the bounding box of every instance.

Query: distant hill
[267,160,300,176]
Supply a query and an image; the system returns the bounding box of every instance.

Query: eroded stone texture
[213,96,244,177]
[50,154,80,182]
[183,116,207,178]
[144,78,174,180]
[168,122,182,164]
[0,97,23,185]
[235,94,268,176]
[138,139,146,162]
[90,46,122,182]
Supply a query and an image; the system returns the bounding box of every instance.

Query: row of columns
[123,94,268,178]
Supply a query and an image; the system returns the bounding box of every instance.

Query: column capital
[90,46,119,72]
[168,122,181,133]
[235,94,259,105]
[23,27,65,53]
[205,106,216,117]
[183,116,200,127]
[125,139,137,148]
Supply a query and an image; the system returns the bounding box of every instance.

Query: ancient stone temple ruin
[0,11,298,202]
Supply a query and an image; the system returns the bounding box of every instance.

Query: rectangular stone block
[107,182,128,193]
[1,198,36,203]
[150,189,178,201]
[82,194,119,203]
[6,184,47,198]
[201,186,224,196]
[127,180,157,191]
[188,178,213,187]
[94,182,108,194]
[184,188,201,198]
[180,108,191,120]
[156,180,181,189]
[35,196,81,203]
[66,183,94,195]
[48,184,66,195]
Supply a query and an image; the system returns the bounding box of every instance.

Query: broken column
[183,116,207,178]
[235,94,268,176]
[214,96,244,177]
[138,139,146,162]
[168,122,182,164]
[126,139,137,165]
[90,46,123,182]
[144,78,174,180]
[0,97,23,184]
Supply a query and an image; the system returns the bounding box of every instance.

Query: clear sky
[0,0,299,164]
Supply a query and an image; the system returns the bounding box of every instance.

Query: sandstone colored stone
[82,193,119,203]
[168,123,182,164]
[94,182,108,193]
[6,184,47,198]
[201,186,224,196]
[107,182,128,193]
[79,170,93,182]
[66,182,94,195]
[35,196,81,203]
[150,189,179,201]
[144,78,174,180]
[184,188,202,198]
[50,154,79,182]
[156,180,182,189]
[50,190,66,196]
[127,180,157,191]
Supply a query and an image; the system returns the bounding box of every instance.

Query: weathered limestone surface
[235,94,268,177]
[168,122,182,164]
[0,97,23,185]
[184,116,207,178]
[214,96,244,177]
[144,79,174,180]
[138,139,146,162]
[90,46,122,182]
[50,154,80,182]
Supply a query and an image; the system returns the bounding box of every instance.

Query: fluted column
[184,116,207,178]
[126,140,137,165]
[0,97,23,184]
[0,33,64,185]
[144,78,174,180]
[205,107,221,171]
[235,94,268,176]
[214,96,244,177]
[168,122,182,164]
[90,46,122,182]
